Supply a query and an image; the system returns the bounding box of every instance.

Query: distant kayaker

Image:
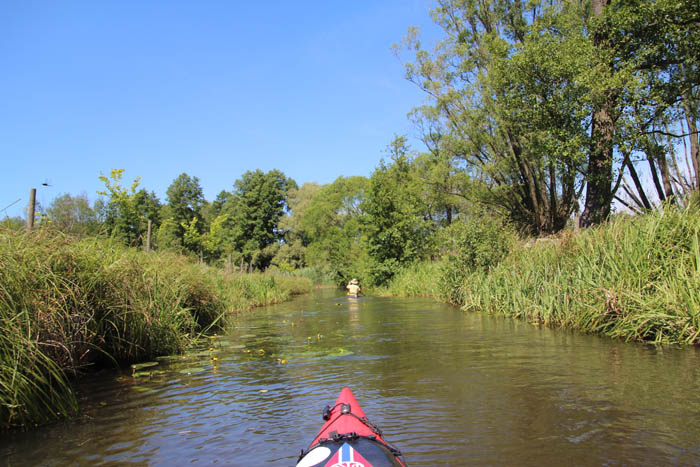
[346,279,361,296]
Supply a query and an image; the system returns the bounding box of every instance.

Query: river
[2,289,700,465]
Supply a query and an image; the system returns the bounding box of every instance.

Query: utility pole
[26,188,36,231]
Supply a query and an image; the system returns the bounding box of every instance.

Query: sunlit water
[2,289,700,465]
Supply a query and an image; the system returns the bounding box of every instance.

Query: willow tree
[397,0,591,233]
[399,0,700,231]
[300,176,369,281]
[601,0,700,212]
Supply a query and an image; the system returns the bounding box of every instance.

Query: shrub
[438,215,516,304]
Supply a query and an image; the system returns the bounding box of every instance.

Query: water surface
[2,289,700,465]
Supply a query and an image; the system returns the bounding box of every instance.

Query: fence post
[145,219,152,251]
[26,188,36,231]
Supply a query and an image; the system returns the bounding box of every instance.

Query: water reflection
[1,289,700,465]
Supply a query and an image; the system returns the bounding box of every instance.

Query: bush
[437,215,516,304]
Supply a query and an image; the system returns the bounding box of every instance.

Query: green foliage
[299,176,369,283]
[397,2,592,233]
[397,0,700,231]
[202,212,229,258]
[161,173,205,253]
[285,265,338,286]
[221,169,296,269]
[270,240,306,272]
[361,136,434,285]
[440,204,700,344]
[45,193,101,237]
[156,216,182,251]
[438,214,516,304]
[98,169,161,247]
[279,182,322,247]
[381,261,442,298]
[0,217,24,231]
[0,228,312,430]
[382,203,700,346]
[412,151,468,226]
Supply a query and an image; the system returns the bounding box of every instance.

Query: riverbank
[0,229,312,431]
[384,202,700,345]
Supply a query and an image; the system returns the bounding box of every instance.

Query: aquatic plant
[0,229,312,430]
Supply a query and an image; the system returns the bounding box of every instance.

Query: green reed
[380,261,442,298]
[0,229,312,430]
[386,203,700,345]
[464,204,700,344]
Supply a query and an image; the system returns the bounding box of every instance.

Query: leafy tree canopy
[222,169,296,269]
[361,136,434,285]
[98,169,161,246]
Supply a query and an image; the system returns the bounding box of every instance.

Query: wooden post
[26,188,36,231]
[145,219,152,251]
[227,253,232,273]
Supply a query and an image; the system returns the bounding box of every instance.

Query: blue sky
[1,1,440,218]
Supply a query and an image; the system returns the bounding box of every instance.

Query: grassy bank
[385,203,700,345]
[0,229,312,431]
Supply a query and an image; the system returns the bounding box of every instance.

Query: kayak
[296,388,406,467]
[347,292,360,298]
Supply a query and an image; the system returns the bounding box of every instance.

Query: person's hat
[350,279,358,284]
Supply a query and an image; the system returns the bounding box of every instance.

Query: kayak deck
[297,388,406,467]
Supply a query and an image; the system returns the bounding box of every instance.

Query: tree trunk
[581,0,615,228]
[657,150,675,204]
[682,98,700,190]
[581,102,615,226]
[625,158,653,209]
[646,148,666,203]
[507,129,544,231]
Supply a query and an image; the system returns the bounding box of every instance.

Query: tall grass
[465,204,700,344]
[290,266,339,286]
[380,262,442,298]
[386,203,700,345]
[0,229,312,430]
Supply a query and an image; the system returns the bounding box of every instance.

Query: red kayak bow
[297,388,406,467]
